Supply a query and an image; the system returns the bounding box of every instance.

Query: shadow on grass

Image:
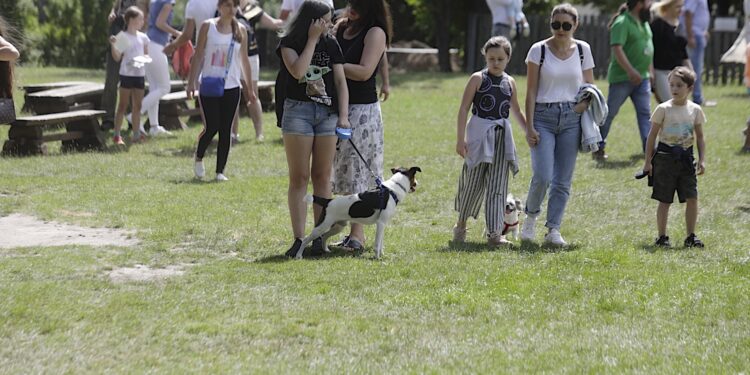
[738,206,750,214]
[151,143,216,158]
[593,153,642,170]
[253,245,368,263]
[439,240,578,253]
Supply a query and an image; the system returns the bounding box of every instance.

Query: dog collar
[394,181,409,195]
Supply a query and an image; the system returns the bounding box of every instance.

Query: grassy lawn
[1,66,749,372]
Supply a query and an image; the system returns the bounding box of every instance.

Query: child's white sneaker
[520,214,536,241]
[194,160,205,179]
[544,228,567,247]
[216,173,228,182]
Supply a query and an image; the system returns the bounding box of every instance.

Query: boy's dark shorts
[651,152,698,204]
[119,75,145,89]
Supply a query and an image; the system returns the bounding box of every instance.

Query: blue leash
[336,127,392,208]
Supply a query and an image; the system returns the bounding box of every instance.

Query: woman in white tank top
[187,0,257,181]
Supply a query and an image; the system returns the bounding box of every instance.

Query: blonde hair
[651,0,682,18]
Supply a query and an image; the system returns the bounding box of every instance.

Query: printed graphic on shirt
[473,72,512,120]
[661,122,694,149]
[210,48,228,69]
[299,65,332,106]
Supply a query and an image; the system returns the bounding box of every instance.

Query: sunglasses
[550,21,574,31]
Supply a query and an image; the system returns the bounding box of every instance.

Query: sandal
[654,235,671,248]
[331,235,350,248]
[684,233,704,248]
[344,238,364,252]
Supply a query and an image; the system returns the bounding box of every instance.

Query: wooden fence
[467,13,745,86]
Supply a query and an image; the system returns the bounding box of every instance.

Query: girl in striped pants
[453,36,529,247]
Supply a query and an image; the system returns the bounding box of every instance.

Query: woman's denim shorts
[281,99,338,136]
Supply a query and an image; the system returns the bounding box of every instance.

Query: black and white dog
[293,167,421,259]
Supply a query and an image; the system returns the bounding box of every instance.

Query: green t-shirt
[607,12,654,83]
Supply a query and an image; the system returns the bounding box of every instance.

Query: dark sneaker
[101,120,114,131]
[655,235,671,248]
[684,233,704,248]
[305,237,325,256]
[284,238,303,258]
[331,235,350,247]
[592,148,608,161]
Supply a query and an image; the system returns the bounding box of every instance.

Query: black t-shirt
[277,35,345,108]
[337,25,379,104]
[236,9,263,57]
[651,17,689,70]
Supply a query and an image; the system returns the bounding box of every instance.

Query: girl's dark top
[336,24,379,104]
[651,17,689,70]
[472,70,512,121]
[277,34,345,109]
[236,9,263,57]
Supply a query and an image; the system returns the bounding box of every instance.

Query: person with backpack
[597,0,654,160]
[520,3,596,247]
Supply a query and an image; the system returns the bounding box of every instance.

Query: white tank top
[201,19,242,89]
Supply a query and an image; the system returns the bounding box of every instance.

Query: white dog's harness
[502,220,518,235]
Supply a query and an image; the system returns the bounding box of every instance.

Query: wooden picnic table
[22,81,94,94]
[24,83,105,115]
[1,110,107,156]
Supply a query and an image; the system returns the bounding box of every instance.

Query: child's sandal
[684,233,704,248]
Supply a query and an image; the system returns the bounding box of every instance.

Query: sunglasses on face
[550,21,573,31]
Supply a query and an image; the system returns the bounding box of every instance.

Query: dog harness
[501,220,519,235]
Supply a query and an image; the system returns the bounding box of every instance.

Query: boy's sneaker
[684,233,704,248]
[216,173,229,182]
[112,135,125,145]
[452,226,467,243]
[487,231,511,247]
[149,125,173,137]
[520,214,537,241]
[256,134,265,143]
[654,235,671,248]
[544,228,568,247]
[194,160,205,178]
[284,238,303,258]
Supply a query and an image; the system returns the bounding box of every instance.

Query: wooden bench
[1,110,107,156]
[24,84,105,115]
[158,90,201,130]
[257,81,275,112]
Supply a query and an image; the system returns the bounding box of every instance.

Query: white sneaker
[231,133,239,145]
[216,173,229,182]
[520,214,536,241]
[544,228,568,247]
[149,125,173,137]
[194,160,205,178]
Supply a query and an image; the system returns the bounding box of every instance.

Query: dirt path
[0,213,139,249]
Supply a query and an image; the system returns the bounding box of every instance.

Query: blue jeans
[525,102,582,230]
[687,33,705,104]
[599,79,652,151]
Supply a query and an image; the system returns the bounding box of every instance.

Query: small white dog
[290,167,421,259]
[502,194,522,240]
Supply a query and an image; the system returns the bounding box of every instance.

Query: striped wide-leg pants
[454,126,510,234]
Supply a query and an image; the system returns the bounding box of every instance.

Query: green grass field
[1,66,749,372]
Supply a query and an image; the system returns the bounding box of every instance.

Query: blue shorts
[281,99,337,137]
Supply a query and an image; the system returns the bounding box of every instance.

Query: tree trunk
[37,0,47,24]
[435,1,452,72]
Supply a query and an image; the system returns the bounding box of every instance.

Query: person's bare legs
[685,198,698,235]
[310,135,337,222]
[130,89,144,136]
[248,81,263,141]
[114,87,131,136]
[283,134,314,238]
[657,202,670,237]
[743,120,750,150]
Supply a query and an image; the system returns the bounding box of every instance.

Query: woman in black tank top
[330,0,393,251]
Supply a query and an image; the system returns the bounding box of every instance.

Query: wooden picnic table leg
[158,102,189,131]
[2,125,46,156]
[62,118,107,152]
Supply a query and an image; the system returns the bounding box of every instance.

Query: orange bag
[172,41,194,80]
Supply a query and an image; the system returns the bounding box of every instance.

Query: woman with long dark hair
[278,0,349,257]
[329,0,392,252]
